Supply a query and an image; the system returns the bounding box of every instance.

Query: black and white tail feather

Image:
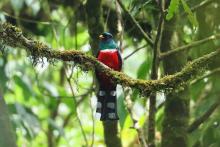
[95,86,119,121]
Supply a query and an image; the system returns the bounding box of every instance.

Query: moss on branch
[0,22,220,96]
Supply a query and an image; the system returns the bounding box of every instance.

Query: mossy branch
[0,23,220,96]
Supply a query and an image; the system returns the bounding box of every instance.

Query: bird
[95,32,122,121]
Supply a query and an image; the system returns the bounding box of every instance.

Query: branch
[191,0,217,12]
[116,0,154,47]
[123,44,147,60]
[1,23,220,96]
[115,0,124,50]
[2,11,52,25]
[191,67,220,85]
[47,99,61,147]
[160,34,220,60]
[187,98,220,133]
[64,69,89,146]
[148,12,164,147]
[124,88,148,147]
[89,98,95,147]
[180,0,216,17]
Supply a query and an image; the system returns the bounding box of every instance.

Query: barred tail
[96,88,119,121]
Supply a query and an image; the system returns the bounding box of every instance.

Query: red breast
[97,49,121,71]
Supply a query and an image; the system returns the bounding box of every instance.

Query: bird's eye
[99,33,113,40]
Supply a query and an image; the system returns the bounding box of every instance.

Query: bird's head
[99,32,113,42]
[98,32,117,50]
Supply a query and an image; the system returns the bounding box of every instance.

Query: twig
[187,98,220,133]
[47,99,61,147]
[75,88,94,105]
[46,6,63,144]
[124,88,148,147]
[116,0,154,47]
[148,3,165,146]
[89,95,95,147]
[115,0,124,50]
[123,44,148,60]
[191,0,216,13]
[40,89,93,100]
[55,87,93,144]
[104,7,111,31]
[191,67,220,85]
[1,11,52,25]
[1,23,220,96]
[115,0,123,48]
[160,34,220,60]
[64,70,89,146]
[180,0,216,17]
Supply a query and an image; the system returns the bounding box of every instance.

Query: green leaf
[0,57,8,90]
[166,0,180,20]
[62,98,77,115]
[7,104,17,114]
[137,59,150,79]
[132,57,151,101]
[118,93,128,129]
[130,0,151,16]
[14,75,33,100]
[15,103,41,139]
[156,107,164,131]
[57,86,77,112]
[180,0,198,27]
[43,81,59,97]
[131,89,139,102]
[190,81,206,101]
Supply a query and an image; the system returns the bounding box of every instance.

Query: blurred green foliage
[0,0,220,146]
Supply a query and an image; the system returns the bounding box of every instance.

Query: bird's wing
[96,50,100,58]
[117,50,123,71]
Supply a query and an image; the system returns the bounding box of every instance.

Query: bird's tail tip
[96,90,119,121]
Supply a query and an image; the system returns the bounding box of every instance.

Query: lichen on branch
[0,22,220,96]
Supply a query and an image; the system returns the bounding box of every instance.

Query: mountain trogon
[95,32,122,121]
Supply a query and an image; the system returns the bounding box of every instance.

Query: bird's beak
[99,34,104,40]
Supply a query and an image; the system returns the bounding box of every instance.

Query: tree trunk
[161,17,190,147]
[85,0,104,56]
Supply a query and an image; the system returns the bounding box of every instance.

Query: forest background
[0,0,220,147]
